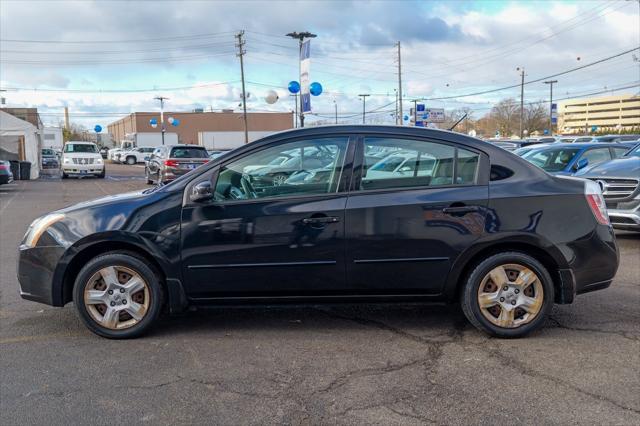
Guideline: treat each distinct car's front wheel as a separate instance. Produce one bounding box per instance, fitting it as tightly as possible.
[126,156,136,165]
[73,252,163,338]
[461,252,554,338]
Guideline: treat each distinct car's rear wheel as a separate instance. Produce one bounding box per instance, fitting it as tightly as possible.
[145,167,153,184]
[73,252,163,338]
[272,173,287,186]
[461,252,553,338]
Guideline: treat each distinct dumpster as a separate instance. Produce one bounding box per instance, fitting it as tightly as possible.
[19,161,31,180]
[9,161,20,180]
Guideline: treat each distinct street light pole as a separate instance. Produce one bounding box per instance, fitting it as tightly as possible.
[544,80,558,134]
[517,67,525,139]
[333,100,338,124]
[154,96,169,145]
[358,94,370,124]
[286,31,317,128]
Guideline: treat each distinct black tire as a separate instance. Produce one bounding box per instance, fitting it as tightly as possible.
[126,156,136,165]
[145,167,154,185]
[460,252,554,338]
[97,169,106,179]
[73,252,164,339]
[61,172,68,179]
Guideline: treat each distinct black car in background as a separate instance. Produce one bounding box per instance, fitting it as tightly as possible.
[145,144,209,185]
[17,126,618,339]
[0,160,14,184]
[41,148,59,169]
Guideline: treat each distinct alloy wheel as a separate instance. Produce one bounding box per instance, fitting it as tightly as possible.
[477,263,543,329]
[83,266,150,330]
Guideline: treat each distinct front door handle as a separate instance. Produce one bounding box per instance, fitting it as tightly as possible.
[442,205,479,215]
[302,216,340,224]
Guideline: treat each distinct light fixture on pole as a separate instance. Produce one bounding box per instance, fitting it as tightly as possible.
[286,31,317,128]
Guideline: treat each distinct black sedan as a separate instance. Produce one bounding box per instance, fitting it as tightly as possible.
[17,126,619,339]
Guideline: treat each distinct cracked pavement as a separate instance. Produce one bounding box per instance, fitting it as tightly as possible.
[1,164,639,425]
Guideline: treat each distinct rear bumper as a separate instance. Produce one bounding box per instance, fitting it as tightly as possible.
[0,174,13,184]
[556,225,619,303]
[17,245,66,306]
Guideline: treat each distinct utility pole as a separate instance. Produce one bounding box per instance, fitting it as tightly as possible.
[333,100,338,124]
[396,41,403,126]
[359,94,370,124]
[286,31,317,128]
[393,89,398,124]
[517,67,525,139]
[153,96,169,145]
[544,80,558,134]
[236,31,249,144]
[290,94,298,128]
[412,99,423,126]
[63,106,70,130]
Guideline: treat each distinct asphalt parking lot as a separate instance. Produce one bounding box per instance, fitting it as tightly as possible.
[1,163,638,425]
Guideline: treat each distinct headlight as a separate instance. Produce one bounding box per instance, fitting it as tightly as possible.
[63,158,71,164]
[22,213,65,248]
[96,158,103,164]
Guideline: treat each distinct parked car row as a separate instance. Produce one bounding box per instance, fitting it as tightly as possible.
[485,134,640,151]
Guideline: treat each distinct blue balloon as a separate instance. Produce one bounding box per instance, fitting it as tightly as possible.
[403,115,409,121]
[288,81,300,94]
[94,125,102,133]
[149,118,158,125]
[310,82,323,96]
[171,118,180,127]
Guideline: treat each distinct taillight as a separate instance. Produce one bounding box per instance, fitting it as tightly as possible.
[0,164,7,170]
[585,180,609,226]
[164,159,179,167]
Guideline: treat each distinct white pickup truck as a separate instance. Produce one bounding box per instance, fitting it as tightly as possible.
[115,146,155,164]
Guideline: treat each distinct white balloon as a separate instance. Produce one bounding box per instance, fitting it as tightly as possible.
[150,123,158,128]
[265,90,279,104]
[167,116,175,124]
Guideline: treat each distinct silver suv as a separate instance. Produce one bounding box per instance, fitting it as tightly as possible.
[576,143,640,231]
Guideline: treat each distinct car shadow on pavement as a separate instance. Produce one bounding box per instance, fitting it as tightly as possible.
[153,303,471,339]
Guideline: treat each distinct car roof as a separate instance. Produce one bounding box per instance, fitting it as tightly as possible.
[165,144,207,148]
[66,141,96,145]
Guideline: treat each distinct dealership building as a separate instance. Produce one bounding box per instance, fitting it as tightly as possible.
[557,94,640,134]
[107,111,293,149]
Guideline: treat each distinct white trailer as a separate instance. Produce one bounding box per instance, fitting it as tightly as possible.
[130,132,178,148]
[197,131,275,151]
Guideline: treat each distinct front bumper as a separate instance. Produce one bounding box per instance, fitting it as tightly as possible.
[62,163,104,175]
[608,207,640,231]
[17,245,66,306]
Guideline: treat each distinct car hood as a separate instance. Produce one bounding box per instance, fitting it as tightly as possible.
[575,157,640,178]
[58,190,149,214]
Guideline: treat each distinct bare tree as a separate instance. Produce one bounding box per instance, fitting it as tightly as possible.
[523,102,548,135]
[489,98,520,137]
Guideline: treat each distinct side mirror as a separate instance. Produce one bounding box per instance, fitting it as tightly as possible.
[575,158,589,171]
[190,181,213,202]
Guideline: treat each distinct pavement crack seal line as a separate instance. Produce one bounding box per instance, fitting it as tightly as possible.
[308,307,461,417]
[547,316,640,342]
[473,340,640,416]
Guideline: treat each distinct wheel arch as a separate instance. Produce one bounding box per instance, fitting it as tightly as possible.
[55,234,187,312]
[446,238,568,304]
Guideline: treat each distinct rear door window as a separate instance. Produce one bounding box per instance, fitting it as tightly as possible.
[581,148,612,166]
[359,137,479,190]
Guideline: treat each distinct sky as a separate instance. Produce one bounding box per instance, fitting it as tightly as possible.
[0,0,638,130]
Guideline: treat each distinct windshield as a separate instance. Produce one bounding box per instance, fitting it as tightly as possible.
[42,149,56,156]
[522,148,581,172]
[169,147,208,158]
[625,144,640,158]
[64,144,97,153]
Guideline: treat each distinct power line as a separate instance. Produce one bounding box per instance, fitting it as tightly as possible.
[0,31,236,44]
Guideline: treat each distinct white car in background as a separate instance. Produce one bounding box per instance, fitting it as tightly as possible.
[61,141,105,179]
[116,147,155,165]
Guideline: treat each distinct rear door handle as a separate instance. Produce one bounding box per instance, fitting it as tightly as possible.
[442,206,479,215]
[302,216,340,224]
